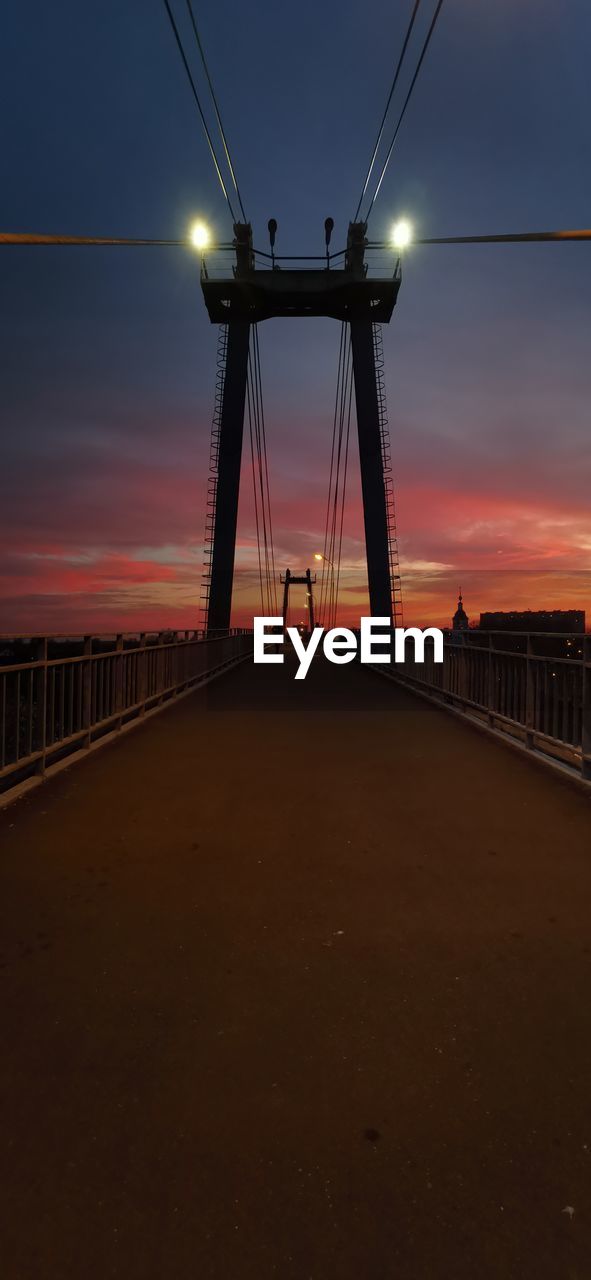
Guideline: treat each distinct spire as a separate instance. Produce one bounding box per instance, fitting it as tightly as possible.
[452,586,469,631]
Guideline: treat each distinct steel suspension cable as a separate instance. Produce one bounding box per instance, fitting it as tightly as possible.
[353,0,422,222]
[247,330,277,616]
[253,339,274,614]
[333,356,354,630]
[161,0,237,222]
[325,341,345,627]
[2,228,590,250]
[252,326,278,613]
[184,0,248,222]
[327,332,352,629]
[364,0,445,222]
[319,323,346,626]
[254,351,273,613]
[246,365,266,617]
[370,229,591,245]
[322,327,352,630]
[247,349,271,613]
[0,234,187,246]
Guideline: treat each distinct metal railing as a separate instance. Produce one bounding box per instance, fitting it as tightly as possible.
[0,629,252,802]
[387,630,591,781]
[199,245,401,281]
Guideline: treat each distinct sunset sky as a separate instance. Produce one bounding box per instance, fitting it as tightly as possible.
[1,0,590,633]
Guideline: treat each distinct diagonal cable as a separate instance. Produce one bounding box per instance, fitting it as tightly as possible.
[365,0,445,221]
[184,0,247,221]
[354,0,422,222]
[162,0,237,222]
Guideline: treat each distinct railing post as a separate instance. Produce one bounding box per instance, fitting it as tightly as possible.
[525,634,535,750]
[115,634,124,728]
[487,632,494,726]
[35,637,48,776]
[138,633,147,714]
[582,634,591,780]
[83,636,92,747]
[175,630,185,692]
[459,631,467,708]
[157,632,165,704]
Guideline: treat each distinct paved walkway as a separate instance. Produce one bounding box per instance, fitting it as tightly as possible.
[1,657,590,1278]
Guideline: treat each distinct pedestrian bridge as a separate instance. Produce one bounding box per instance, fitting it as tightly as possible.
[1,637,590,1277]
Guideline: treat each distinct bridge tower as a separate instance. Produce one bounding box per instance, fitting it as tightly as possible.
[280,568,316,633]
[201,222,402,633]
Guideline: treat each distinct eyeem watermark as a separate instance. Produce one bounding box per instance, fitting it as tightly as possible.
[254,617,444,680]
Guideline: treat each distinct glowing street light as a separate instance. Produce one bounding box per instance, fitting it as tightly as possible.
[391,219,413,250]
[189,220,211,251]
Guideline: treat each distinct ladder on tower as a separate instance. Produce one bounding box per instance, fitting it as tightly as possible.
[373,323,404,627]
[200,324,228,628]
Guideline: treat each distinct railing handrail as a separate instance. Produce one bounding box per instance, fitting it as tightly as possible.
[0,627,251,641]
[445,628,587,641]
[0,629,254,807]
[386,629,591,783]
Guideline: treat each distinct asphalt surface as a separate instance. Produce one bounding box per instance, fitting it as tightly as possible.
[1,655,590,1279]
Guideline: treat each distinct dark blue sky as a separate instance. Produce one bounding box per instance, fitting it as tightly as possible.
[1,0,590,629]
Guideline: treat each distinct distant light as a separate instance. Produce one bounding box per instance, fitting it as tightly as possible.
[190,221,210,251]
[314,553,323,562]
[391,219,413,250]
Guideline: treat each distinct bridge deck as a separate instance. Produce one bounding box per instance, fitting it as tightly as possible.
[1,657,590,1278]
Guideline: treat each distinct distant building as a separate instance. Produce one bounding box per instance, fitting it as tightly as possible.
[479,609,585,634]
[452,589,469,631]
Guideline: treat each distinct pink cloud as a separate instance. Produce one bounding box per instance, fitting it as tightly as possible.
[1,418,590,633]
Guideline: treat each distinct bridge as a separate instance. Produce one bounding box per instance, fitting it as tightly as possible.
[1,632,591,1277]
[3,0,591,1273]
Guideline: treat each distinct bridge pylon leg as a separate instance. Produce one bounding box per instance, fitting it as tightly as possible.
[282,569,291,628]
[306,567,315,632]
[349,319,393,624]
[206,321,251,634]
